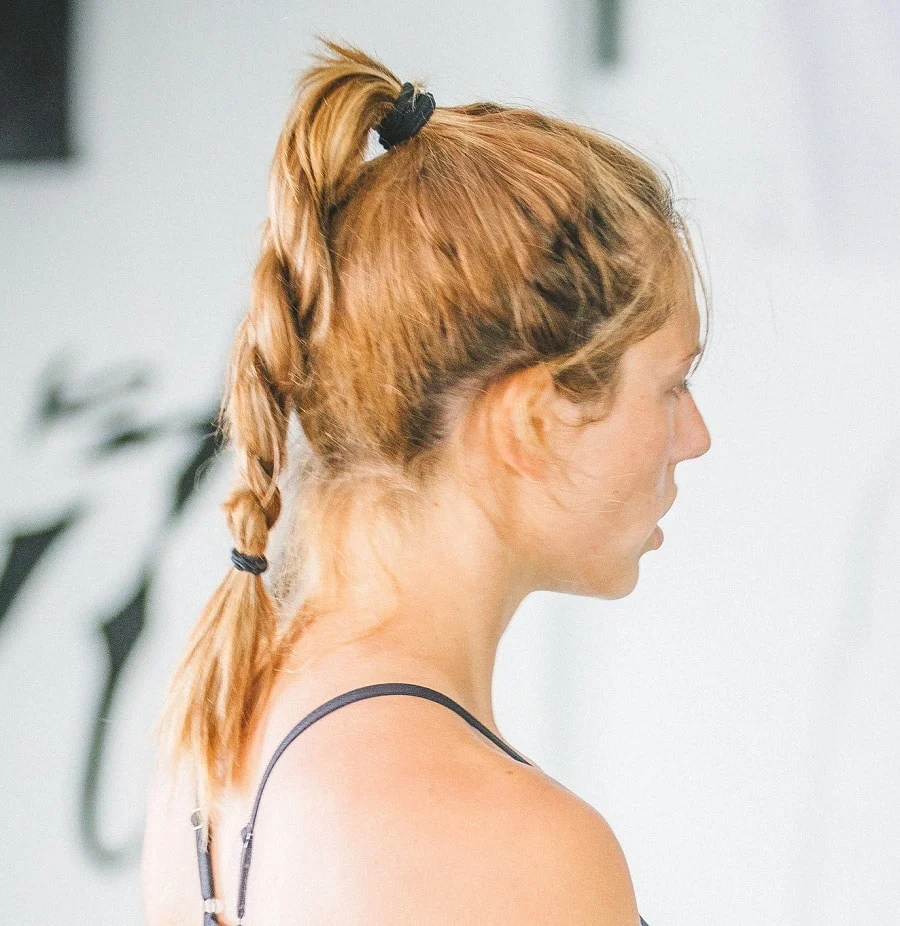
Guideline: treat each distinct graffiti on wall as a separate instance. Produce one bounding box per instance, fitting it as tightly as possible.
[0,351,224,866]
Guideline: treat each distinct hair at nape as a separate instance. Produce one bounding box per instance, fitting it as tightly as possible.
[155,36,710,833]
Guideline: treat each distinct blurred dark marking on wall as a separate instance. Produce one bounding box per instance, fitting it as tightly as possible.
[595,0,622,68]
[81,409,223,865]
[0,0,72,161]
[0,512,83,635]
[35,353,152,431]
[3,351,226,865]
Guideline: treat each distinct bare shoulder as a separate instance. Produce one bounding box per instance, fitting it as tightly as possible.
[251,705,641,925]
[503,770,642,925]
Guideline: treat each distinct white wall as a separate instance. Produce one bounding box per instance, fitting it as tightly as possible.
[1,1,897,924]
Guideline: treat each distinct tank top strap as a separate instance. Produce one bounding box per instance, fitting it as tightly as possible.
[191,681,533,925]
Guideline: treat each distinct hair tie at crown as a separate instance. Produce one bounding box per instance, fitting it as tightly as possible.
[376,81,435,150]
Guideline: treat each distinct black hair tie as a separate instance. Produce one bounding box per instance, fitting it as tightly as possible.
[231,548,268,575]
[376,81,436,150]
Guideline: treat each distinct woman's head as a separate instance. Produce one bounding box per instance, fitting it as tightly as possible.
[158,37,711,824]
[490,287,710,602]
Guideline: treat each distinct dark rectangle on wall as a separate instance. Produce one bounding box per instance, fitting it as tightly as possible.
[594,0,622,68]
[0,0,71,161]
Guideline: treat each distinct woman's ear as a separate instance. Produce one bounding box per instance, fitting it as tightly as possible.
[488,366,558,480]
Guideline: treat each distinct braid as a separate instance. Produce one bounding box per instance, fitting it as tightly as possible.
[155,218,311,833]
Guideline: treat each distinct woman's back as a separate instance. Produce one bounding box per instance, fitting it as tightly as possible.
[141,672,646,925]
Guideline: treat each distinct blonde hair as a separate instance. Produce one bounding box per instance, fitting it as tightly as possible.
[155,37,709,835]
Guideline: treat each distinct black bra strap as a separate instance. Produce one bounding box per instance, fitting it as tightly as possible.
[190,808,221,924]
[192,682,533,925]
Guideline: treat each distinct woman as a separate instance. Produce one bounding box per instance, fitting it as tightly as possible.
[141,38,710,925]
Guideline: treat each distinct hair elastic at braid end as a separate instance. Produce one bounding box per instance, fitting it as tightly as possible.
[230,548,268,575]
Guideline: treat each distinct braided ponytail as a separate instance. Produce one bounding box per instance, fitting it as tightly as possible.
[154,37,408,834]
